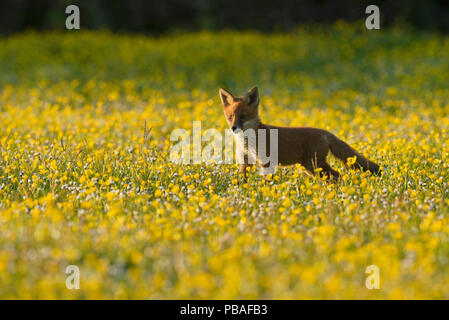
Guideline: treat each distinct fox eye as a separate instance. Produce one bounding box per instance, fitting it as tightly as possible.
[228,115,232,120]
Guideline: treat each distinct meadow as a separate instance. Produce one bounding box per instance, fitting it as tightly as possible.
[1,23,449,299]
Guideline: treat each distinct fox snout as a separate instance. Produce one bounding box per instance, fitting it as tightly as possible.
[231,123,243,133]
[226,114,243,132]
[227,113,246,133]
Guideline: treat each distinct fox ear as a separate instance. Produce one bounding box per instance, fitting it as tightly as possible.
[219,88,235,107]
[246,86,259,107]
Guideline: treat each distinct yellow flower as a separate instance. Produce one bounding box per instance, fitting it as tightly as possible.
[0,27,447,299]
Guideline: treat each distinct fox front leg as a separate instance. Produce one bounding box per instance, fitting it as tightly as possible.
[239,164,248,182]
[239,163,254,182]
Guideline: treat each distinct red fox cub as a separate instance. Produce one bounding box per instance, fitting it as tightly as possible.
[219,86,381,180]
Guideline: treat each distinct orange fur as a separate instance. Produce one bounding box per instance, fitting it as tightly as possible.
[219,86,381,180]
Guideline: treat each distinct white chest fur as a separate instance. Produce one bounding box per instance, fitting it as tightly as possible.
[233,130,258,165]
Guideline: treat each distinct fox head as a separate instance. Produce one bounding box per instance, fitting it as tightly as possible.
[219,86,260,133]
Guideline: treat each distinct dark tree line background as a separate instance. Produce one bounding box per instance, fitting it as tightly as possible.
[1,0,449,34]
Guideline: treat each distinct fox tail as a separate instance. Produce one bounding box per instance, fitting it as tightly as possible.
[328,133,381,175]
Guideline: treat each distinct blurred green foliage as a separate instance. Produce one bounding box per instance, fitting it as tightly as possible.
[1,24,448,98]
